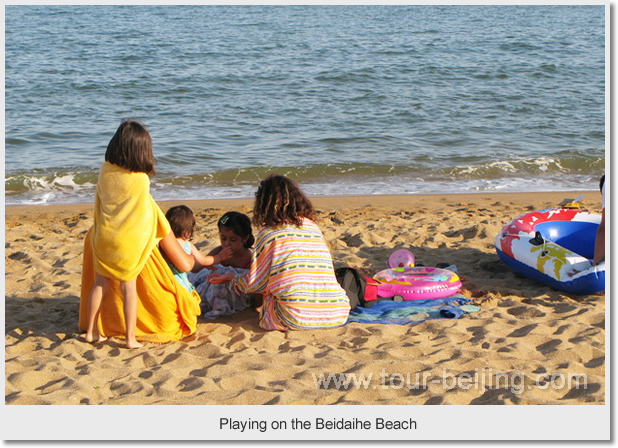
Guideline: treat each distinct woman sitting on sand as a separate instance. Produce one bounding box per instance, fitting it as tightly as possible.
[209,174,351,331]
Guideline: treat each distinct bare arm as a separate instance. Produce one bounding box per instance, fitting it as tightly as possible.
[191,243,233,268]
[159,232,195,273]
[208,272,236,284]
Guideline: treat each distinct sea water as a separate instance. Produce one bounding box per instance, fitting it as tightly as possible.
[5,5,606,205]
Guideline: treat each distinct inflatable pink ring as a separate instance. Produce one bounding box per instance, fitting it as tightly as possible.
[373,267,462,300]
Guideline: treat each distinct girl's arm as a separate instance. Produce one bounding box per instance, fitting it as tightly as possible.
[159,232,195,273]
[208,272,235,284]
[191,245,220,273]
[190,243,233,268]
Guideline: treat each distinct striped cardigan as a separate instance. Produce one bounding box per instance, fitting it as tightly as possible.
[233,218,350,331]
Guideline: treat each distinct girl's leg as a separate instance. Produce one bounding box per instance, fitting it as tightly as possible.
[85,273,109,343]
[120,279,143,348]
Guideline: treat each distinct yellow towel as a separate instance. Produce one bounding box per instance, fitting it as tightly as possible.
[80,228,202,342]
[92,162,170,282]
[80,162,201,342]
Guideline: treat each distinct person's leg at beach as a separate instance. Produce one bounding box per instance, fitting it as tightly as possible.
[593,208,605,265]
[85,273,109,343]
[120,278,143,349]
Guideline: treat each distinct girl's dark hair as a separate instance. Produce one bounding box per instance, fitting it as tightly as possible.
[252,174,315,228]
[165,205,196,240]
[600,174,605,191]
[105,119,156,174]
[218,211,255,248]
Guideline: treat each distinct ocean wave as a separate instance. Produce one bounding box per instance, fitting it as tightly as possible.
[5,155,604,205]
[445,154,604,178]
[6,171,98,195]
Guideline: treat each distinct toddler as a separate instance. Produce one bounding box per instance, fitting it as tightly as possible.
[165,205,232,292]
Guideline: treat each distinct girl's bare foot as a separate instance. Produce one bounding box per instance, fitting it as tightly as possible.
[125,340,144,349]
[84,333,96,343]
[83,332,107,343]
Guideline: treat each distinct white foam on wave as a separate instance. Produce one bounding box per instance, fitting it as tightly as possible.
[6,171,600,206]
[13,173,95,192]
[5,173,97,205]
[522,156,565,173]
[452,155,576,177]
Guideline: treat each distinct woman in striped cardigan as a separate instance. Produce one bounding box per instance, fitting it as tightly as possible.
[209,175,351,331]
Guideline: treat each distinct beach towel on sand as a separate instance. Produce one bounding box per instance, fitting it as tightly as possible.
[92,162,170,282]
[80,229,202,343]
[346,294,479,325]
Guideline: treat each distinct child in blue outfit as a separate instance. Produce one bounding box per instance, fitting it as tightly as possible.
[164,205,232,292]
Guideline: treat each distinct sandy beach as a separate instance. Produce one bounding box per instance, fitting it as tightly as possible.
[5,191,605,407]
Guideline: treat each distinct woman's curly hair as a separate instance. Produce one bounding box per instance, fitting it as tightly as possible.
[252,174,315,228]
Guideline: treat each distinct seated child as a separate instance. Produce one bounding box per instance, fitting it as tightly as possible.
[164,205,232,292]
[189,211,256,318]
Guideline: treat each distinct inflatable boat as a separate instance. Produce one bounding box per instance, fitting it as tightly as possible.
[495,208,605,295]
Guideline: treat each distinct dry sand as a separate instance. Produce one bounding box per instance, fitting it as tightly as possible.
[5,191,605,406]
